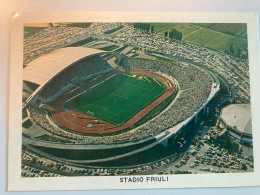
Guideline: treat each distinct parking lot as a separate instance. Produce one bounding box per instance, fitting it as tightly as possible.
[147,125,254,175]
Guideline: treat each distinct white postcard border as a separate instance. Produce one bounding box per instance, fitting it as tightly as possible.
[8,12,260,191]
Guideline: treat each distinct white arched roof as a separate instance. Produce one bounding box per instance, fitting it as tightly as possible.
[23,47,113,107]
[221,104,252,135]
[23,47,109,86]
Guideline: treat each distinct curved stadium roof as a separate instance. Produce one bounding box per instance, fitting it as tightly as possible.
[23,47,109,86]
[23,47,112,106]
[220,104,252,135]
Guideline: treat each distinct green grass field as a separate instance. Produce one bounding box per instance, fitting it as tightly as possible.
[152,23,248,54]
[208,23,247,37]
[66,37,94,47]
[100,45,120,51]
[22,119,33,128]
[35,134,73,143]
[24,27,47,39]
[183,27,247,53]
[55,23,92,28]
[104,25,124,34]
[65,74,167,126]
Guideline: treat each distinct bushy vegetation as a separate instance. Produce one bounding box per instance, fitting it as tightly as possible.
[210,132,239,154]
[165,28,183,41]
[133,23,155,33]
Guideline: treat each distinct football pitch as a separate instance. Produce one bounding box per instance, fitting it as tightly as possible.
[65,74,167,126]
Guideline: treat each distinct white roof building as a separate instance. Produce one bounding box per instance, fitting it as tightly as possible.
[220,104,252,145]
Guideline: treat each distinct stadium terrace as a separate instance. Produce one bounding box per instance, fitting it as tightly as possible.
[22,44,219,165]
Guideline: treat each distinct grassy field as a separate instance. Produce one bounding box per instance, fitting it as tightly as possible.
[22,109,28,119]
[66,37,94,47]
[24,27,47,39]
[155,57,182,67]
[65,74,166,125]
[22,119,33,128]
[192,23,214,28]
[100,45,120,51]
[183,27,247,53]
[153,23,178,34]
[134,93,175,127]
[209,23,247,37]
[35,134,73,143]
[155,23,201,38]
[151,23,248,54]
[104,25,124,34]
[90,42,107,47]
[55,23,92,28]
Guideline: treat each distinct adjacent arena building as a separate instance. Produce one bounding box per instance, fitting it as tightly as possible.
[22,47,220,166]
[220,104,252,146]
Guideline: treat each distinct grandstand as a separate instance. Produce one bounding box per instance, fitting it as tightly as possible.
[23,56,215,143]
[22,46,218,165]
[23,47,118,106]
[121,58,213,134]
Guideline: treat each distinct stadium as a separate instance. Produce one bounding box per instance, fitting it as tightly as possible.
[22,46,219,167]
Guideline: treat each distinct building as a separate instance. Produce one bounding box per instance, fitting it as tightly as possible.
[220,104,252,146]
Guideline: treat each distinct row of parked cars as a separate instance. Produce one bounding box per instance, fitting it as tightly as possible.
[21,165,60,177]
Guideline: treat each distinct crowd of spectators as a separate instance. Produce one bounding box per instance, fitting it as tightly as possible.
[29,107,80,142]
[121,58,212,135]
[39,56,113,103]
[113,24,250,101]
[28,57,212,144]
[29,105,149,143]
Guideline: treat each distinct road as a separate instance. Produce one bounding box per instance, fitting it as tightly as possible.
[211,50,249,83]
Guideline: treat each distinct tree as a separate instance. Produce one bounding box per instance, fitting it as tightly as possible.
[133,23,151,32]
[237,48,241,58]
[151,25,154,33]
[224,132,232,151]
[230,43,234,55]
[242,163,248,170]
[167,28,183,41]
[169,30,172,39]
[164,31,168,37]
